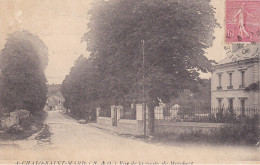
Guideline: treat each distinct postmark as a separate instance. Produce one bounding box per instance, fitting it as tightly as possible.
[226,0,260,43]
[224,42,259,62]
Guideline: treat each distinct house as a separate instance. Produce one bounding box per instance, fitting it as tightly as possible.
[211,43,259,115]
[45,92,65,111]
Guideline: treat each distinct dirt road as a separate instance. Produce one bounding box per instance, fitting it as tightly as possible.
[0,110,259,164]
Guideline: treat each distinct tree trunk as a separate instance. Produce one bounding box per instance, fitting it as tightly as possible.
[147,98,159,134]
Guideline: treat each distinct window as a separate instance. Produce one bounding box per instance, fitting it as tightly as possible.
[229,73,232,86]
[227,72,233,89]
[240,99,245,116]
[217,73,222,90]
[217,99,222,108]
[219,74,222,86]
[240,71,245,88]
[228,98,234,113]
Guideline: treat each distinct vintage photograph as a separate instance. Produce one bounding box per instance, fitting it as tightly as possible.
[0,0,259,164]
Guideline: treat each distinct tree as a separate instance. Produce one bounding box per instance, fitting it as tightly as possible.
[169,79,211,108]
[47,84,61,97]
[82,0,218,132]
[244,81,260,92]
[0,30,48,114]
[61,55,101,119]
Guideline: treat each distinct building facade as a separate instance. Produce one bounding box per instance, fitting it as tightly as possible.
[211,44,259,113]
[45,92,65,111]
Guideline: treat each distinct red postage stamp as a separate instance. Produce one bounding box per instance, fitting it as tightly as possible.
[226,0,260,43]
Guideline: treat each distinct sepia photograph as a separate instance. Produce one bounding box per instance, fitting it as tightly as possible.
[0,0,259,164]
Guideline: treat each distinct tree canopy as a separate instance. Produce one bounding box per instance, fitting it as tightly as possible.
[244,81,260,93]
[47,84,61,98]
[61,55,100,118]
[0,30,48,114]
[62,0,218,130]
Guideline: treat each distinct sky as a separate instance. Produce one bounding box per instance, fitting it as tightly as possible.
[0,0,226,84]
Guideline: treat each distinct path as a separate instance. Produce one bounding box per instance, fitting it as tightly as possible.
[0,110,259,164]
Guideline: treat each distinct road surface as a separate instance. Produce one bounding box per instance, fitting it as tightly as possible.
[0,110,259,164]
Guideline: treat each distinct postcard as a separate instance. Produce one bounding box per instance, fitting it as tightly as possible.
[0,0,259,164]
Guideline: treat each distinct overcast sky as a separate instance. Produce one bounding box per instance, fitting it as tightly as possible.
[0,0,226,84]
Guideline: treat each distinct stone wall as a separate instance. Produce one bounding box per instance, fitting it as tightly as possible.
[154,121,224,134]
[0,109,30,129]
[1,116,19,128]
[117,120,144,135]
[10,109,30,119]
[97,117,113,126]
[96,106,145,135]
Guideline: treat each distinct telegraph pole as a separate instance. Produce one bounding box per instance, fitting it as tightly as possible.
[142,39,146,136]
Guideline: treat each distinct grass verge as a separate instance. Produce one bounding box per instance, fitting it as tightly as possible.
[151,122,259,146]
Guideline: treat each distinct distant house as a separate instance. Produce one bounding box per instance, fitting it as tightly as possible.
[45,92,65,111]
[211,43,259,114]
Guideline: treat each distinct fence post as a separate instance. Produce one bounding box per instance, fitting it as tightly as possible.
[96,107,101,119]
[111,105,117,126]
[111,105,116,118]
[136,104,143,121]
[116,105,123,120]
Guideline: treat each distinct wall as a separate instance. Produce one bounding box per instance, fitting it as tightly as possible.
[154,121,224,134]
[1,109,30,129]
[96,117,144,135]
[117,120,144,135]
[97,117,113,126]
[1,116,19,128]
[211,59,259,108]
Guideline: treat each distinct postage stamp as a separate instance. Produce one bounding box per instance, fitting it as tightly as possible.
[226,0,260,43]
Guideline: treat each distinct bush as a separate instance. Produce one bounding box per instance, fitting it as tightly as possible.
[177,106,194,119]
[20,116,35,130]
[6,124,23,134]
[0,111,47,140]
[178,116,259,145]
[213,122,259,145]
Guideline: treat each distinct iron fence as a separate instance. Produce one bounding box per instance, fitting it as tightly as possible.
[121,107,136,120]
[99,109,111,117]
[154,106,260,123]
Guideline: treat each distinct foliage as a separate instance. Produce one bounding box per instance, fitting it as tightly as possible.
[169,79,211,109]
[176,106,195,118]
[47,84,61,97]
[19,111,47,131]
[35,124,52,141]
[212,123,259,145]
[61,55,100,119]
[178,116,259,145]
[63,0,218,129]
[244,81,260,92]
[0,30,48,114]
[0,111,47,140]
[160,106,259,124]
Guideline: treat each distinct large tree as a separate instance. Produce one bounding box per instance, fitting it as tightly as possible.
[82,0,218,132]
[61,55,101,119]
[0,30,48,114]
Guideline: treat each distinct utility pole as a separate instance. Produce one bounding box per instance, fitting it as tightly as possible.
[142,39,146,136]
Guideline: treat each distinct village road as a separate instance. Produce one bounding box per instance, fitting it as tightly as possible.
[0,110,259,164]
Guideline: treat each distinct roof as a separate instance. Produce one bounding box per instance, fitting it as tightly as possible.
[48,95,63,102]
[216,44,260,65]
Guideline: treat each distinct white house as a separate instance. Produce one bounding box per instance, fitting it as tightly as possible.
[211,43,259,115]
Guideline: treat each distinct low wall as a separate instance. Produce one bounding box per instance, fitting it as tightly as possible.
[1,116,19,128]
[97,117,113,126]
[154,121,224,134]
[96,117,144,135]
[117,119,143,135]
